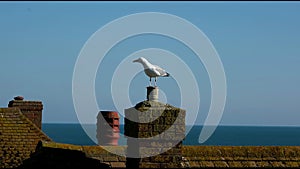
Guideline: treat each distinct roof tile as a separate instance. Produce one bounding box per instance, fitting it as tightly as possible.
[0,108,51,168]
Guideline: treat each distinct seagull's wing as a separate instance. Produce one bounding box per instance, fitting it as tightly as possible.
[144,68,158,77]
[153,65,168,76]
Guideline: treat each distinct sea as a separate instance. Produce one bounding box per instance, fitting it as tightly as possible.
[42,124,300,146]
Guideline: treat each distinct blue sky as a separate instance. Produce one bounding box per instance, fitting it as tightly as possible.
[0,2,300,126]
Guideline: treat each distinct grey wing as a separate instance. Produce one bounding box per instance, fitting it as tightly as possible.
[153,65,168,76]
[144,68,158,77]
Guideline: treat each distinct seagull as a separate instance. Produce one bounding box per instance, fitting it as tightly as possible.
[133,57,170,86]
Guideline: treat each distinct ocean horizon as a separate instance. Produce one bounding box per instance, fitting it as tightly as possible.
[42,123,300,146]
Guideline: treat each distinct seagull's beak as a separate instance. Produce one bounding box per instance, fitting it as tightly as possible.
[133,59,138,63]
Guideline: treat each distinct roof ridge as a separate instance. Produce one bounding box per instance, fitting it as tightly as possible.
[13,107,52,141]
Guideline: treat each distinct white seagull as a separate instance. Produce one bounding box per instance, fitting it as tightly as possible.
[133,57,170,86]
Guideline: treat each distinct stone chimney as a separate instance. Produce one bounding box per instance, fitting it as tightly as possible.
[8,96,43,129]
[125,87,186,168]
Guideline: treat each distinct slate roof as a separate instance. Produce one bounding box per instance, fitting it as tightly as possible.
[0,108,51,168]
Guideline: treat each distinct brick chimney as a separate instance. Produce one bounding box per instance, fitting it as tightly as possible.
[8,96,43,129]
[96,111,120,146]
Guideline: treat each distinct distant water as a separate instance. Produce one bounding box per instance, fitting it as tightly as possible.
[42,124,300,146]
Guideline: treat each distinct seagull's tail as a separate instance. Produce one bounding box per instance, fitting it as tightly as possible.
[163,72,170,77]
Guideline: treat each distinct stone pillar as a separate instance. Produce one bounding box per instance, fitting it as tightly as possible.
[8,96,43,129]
[96,111,120,146]
[125,90,186,168]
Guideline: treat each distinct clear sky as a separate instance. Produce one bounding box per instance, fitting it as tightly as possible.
[0,2,299,126]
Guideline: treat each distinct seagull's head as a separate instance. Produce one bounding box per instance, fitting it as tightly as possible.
[133,57,147,63]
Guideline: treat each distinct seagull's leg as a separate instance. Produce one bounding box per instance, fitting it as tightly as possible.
[154,77,157,87]
[149,77,152,86]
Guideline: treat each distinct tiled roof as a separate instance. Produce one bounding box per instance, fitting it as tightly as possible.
[0,108,51,168]
[21,141,126,168]
[23,141,300,168]
[182,146,300,168]
[8,100,43,129]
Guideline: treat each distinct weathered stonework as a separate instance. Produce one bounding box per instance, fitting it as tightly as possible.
[125,101,186,168]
